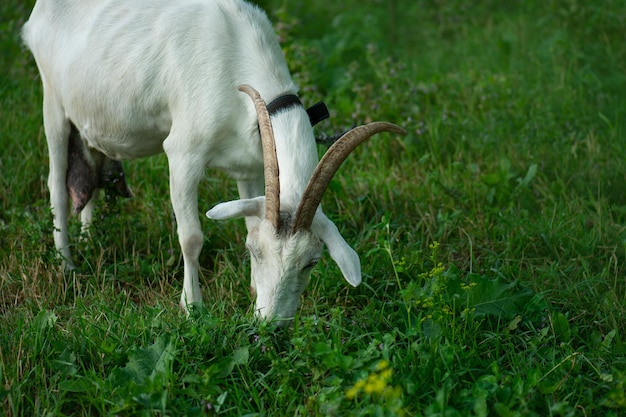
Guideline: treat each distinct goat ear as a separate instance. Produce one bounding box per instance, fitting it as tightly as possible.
[206,196,265,220]
[313,216,362,287]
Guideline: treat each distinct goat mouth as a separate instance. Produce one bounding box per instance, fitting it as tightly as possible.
[269,316,295,329]
[254,307,296,327]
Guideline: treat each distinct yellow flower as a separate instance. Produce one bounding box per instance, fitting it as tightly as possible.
[364,378,386,394]
[345,386,359,400]
[376,360,390,371]
[346,360,394,399]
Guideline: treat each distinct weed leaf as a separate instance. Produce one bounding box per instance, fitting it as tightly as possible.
[468,278,534,320]
[209,346,250,379]
[602,329,617,352]
[34,309,58,331]
[111,334,176,386]
[447,268,535,320]
[517,163,538,188]
[232,346,250,367]
[551,312,571,342]
[59,376,97,393]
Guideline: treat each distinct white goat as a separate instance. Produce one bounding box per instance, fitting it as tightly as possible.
[23,0,406,323]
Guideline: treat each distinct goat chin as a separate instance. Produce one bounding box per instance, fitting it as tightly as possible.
[22,0,406,322]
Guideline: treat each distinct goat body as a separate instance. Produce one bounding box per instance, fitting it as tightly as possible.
[23,0,405,322]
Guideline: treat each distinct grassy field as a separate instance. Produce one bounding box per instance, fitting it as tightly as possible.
[2,0,626,415]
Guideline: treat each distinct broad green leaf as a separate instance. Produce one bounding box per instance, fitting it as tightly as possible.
[602,329,617,352]
[34,309,57,332]
[447,271,535,320]
[51,349,78,376]
[518,163,538,187]
[59,377,97,393]
[111,334,176,386]
[232,346,250,367]
[551,312,571,342]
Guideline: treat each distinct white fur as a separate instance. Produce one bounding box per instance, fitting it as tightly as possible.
[23,0,361,322]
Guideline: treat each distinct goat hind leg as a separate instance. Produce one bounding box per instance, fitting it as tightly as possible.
[80,189,100,238]
[42,94,73,269]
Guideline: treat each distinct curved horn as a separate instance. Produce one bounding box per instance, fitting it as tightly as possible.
[292,122,407,233]
[238,84,280,229]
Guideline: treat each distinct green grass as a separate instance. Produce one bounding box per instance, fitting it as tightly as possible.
[2,0,626,415]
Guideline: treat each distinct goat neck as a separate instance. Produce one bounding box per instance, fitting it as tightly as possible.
[248,89,318,225]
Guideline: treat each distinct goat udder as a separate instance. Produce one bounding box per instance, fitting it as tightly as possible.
[67,125,97,214]
[99,158,133,200]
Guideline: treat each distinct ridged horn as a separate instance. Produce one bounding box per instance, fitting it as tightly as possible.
[238,84,280,229]
[292,122,407,233]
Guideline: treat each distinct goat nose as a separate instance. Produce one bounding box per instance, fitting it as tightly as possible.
[271,317,293,328]
[254,306,293,328]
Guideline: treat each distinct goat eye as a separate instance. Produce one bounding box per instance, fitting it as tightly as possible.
[246,244,260,261]
[304,258,320,270]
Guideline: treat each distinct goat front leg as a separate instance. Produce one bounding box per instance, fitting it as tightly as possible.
[165,144,206,312]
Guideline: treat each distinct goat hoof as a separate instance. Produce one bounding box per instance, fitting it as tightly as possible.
[62,259,76,273]
[180,301,204,317]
